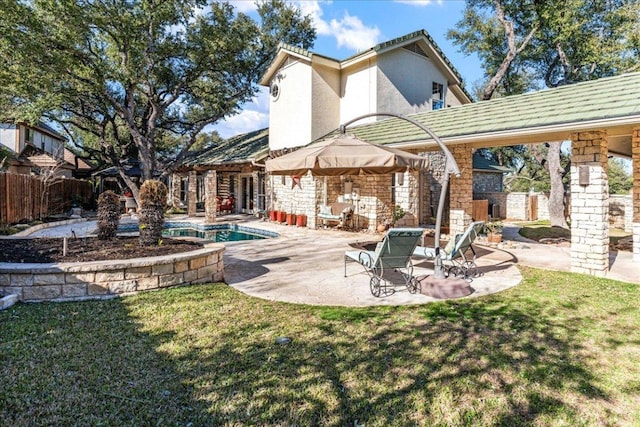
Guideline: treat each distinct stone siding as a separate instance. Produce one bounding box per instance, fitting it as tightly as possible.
[633,127,640,261]
[473,172,502,193]
[505,192,529,221]
[570,130,609,276]
[0,244,224,302]
[268,172,419,232]
[610,195,631,230]
[449,144,473,237]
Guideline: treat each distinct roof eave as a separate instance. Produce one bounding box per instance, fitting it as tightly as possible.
[390,115,640,151]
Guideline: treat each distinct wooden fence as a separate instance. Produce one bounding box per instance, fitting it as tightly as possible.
[0,172,93,225]
[472,199,489,222]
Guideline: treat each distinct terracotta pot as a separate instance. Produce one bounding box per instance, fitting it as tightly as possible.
[286,213,296,225]
[488,233,503,243]
[296,214,307,227]
[277,211,287,223]
[269,210,277,221]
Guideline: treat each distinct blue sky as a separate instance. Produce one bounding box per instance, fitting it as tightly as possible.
[213,0,484,138]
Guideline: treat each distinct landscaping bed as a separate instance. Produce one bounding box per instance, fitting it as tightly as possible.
[0,236,203,263]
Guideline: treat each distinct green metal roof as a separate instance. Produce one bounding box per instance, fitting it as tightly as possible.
[188,128,269,166]
[339,72,640,147]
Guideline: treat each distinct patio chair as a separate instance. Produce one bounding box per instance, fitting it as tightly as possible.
[344,227,423,297]
[412,221,485,281]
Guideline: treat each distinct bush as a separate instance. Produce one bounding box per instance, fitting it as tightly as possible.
[138,180,168,246]
[97,190,120,240]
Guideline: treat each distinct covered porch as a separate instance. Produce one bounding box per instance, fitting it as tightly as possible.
[336,73,640,277]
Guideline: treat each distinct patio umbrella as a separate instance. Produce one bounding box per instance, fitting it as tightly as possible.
[265,134,429,176]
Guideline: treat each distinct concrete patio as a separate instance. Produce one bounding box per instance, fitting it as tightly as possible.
[21,215,638,307]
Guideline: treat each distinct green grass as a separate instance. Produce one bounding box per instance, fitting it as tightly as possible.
[2,268,640,426]
[517,220,571,241]
[518,221,632,247]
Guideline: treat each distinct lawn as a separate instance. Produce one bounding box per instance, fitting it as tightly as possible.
[1,268,639,426]
[517,221,632,247]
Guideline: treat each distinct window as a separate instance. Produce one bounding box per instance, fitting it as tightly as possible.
[432,82,444,110]
[41,134,45,150]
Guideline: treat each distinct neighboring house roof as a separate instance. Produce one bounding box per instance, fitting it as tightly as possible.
[187,128,270,167]
[21,145,74,170]
[260,30,472,102]
[1,119,66,141]
[64,148,94,171]
[336,72,640,157]
[472,152,510,173]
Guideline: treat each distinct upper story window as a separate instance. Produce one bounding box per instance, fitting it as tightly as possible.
[432,82,444,110]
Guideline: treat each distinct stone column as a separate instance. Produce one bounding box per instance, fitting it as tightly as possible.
[449,144,473,237]
[187,170,197,217]
[570,130,609,276]
[170,173,182,208]
[204,170,217,224]
[632,127,640,262]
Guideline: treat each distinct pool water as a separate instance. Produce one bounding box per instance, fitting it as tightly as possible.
[162,227,266,242]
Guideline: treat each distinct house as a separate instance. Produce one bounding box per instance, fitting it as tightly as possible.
[171,128,270,218]
[261,29,472,151]
[260,30,474,229]
[0,121,75,177]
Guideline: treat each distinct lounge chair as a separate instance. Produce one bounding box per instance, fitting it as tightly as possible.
[344,227,423,297]
[412,221,485,281]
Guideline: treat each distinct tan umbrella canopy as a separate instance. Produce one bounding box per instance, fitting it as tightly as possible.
[265,134,429,176]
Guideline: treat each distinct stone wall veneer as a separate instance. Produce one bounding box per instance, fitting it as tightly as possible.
[632,127,640,261]
[0,244,224,302]
[449,144,473,237]
[570,130,609,275]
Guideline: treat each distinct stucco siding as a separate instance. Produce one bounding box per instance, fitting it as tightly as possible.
[445,89,465,107]
[340,60,377,125]
[311,63,341,141]
[268,60,313,150]
[376,49,448,115]
[0,125,17,152]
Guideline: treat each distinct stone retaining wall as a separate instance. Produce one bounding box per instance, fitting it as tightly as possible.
[0,243,224,302]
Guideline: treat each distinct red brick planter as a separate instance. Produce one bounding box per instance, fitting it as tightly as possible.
[286,213,296,226]
[277,211,287,223]
[269,210,278,221]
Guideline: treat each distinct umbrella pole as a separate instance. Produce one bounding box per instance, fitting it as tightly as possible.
[433,166,450,279]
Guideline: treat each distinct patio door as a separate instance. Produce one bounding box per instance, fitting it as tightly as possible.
[240,175,254,214]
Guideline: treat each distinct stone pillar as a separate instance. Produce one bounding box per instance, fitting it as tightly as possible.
[632,127,640,262]
[204,171,217,224]
[170,173,182,208]
[187,170,197,217]
[449,144,473,237]
[570,130,609,276]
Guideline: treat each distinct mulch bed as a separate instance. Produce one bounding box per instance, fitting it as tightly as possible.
[0,236,204,263]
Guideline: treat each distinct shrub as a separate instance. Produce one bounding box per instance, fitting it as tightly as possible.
[97,190,120,240]
[138,180,168,246]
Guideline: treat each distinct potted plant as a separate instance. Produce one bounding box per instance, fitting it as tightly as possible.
[485,221,504,243]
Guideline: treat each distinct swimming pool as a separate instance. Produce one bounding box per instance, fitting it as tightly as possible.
[118,221,278,242]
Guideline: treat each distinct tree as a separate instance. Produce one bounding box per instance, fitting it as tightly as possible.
[608,158,633,195]
[449,0,640,228]
[0,0,315,200]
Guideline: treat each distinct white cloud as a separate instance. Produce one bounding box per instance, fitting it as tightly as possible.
[211,88,270,139]
[329,12,380,51]
[226,0,258,14]
[394,0,441,6]
[294,1,380,51]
